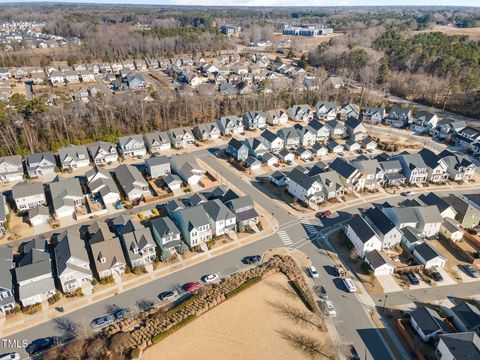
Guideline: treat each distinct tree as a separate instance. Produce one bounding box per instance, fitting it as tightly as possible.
[377,57,390,84]
[160,248,172,262]
[277,328,336,359]
[176,242,189,255]
[274,56,283,64]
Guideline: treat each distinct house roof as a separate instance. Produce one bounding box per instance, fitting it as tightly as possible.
[26,151,55,167]
[114,164,148,196]
[49,177,83,212]
[329,158,357,179]
[442,217,462,233]
[277,126,300,140]
[203,199,236,222]
[58,144,89,165]
[90,237,126,273]
[151,216,181,238]
[364,207,397,236]
[184,193,208,207]
[347,214,377,243]
[414,242,443,262]
[365,249,394,269]
[452,302,480,331]
[438,332,480,360]
[145,156,170,167]
[227,138,247,151]
[122,225,156,261]
[12,181,44,199]
[87,141,117,158]
[443,194,471,217]
[174,205,210,230]
[419,192,453,214]
[410,306,449,336]
[261,129,279,143]
[345,117,363,129]
[0,247,13,295]
[418,149,442,170]
[54,229,91,277]
[28,205,50,220]
[15,239,52,282]
[118,134,145,148]
[270,170,286,181]
[401,226,422,245]
[143,131,170,147]
[287,168,317,190]
[352,159,382,176]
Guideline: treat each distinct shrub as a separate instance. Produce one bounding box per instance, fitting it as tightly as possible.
[289,280,317,313]
[151,315,196,344]
[225,277,262,299]
[160,248,172,262]
[132,265,146,275]
[99,276,115,285]
[48,292,61,305]
[206,239,215,250]
[22,303,42,315]
[176,242,189,255]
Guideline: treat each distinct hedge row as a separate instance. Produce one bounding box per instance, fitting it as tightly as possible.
[289,280,316,313]
[165,293,199,317]
[151,315,196,344]
[225,276,262,299]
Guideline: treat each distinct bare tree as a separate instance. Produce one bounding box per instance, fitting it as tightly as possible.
[277,328,337,360]
[268,301,324,329]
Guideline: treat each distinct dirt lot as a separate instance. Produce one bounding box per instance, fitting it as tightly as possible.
[272,32,342,52]
[144,273,334,360]
[417,25,480,40]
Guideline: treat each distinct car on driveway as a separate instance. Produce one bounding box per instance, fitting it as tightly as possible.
[431,271,444,282]
[321,300,337,317]
[242,255,261,264]
[404,272,420,285]
[463,265,479,278]
[319,210,332,219]
[159,290,179,301]
[319,285,328,300]
[113,308,130,319]
[0,353,20,360]
[203,273,220,283]
[308,266,319,278]
[91,315,114,328]
[26,337,58,355]
[185,281,202,292]
[342,278,357,293]
[401,191,414,196]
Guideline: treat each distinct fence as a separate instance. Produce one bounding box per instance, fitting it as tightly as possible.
[394,264,424,274]
[444,237,480,266]
[396,318,426,360]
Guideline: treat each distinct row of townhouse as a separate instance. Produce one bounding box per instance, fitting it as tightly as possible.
[0,185,259,309]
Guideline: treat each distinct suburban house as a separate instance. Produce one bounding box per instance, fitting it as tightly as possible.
[410,306,448,342]
[203,199,237,236]
[392,153,429,184]
[352,159,385,190]
[436,332,480,360]
[244,137,268,157]
[89,235,126,280]
[172,205,212,247]
[450,301,480,333]
[119,221,157,268]
[312,170,344,200]
[266,109,288,125]
[117,135,147,158]
[443,194,480,229]
[329,158,365,192]
[114,164,150,202]
[345,139,361,152]
[277,127,301,148]
[278,148,295,164]
[87,141,118,165]
[439,217,463,242]
[170,154,205,186]
[401,226,424,251]
[316,102,337,121]
[49,177,84,219]
[28,206,50,227]
[0,155,23,183]
[143,131,171,154]
[325,120,347,139]
[25,152,56,178]
[58,144,90,171]
[145,156,170,179]
[340,103,360,120]
[0,247,15,314]
[413,242,446,269]
[345,117,368,141]
[362,107,385,125]
[364,250,395,276]
[216,116,244,136]
[224,195,259,226]
[386,106,412,128]
[226,138,249,161]
[438,150,476,182]
[380,160,406,186]
[294,125,316,146]
[288,104,313,122]
[411,112,439,134]
[64,70,80,83]
[168,128,195,148]
[54,230,93,293]
[383,205,442,238]
[295,146,312,161]
[327,141,344,154]
[192,122,221,141]
[311,143,328,157]
[418,149,449,183]
[261,152,279,167]
[243,110,267,130]
[362,137,377,152]
[86,167,120,206]
[164,175,183,192]
[150,217,182,251]
[12,181,46,212]
[260,130,284,152]
[286,168,324,205]
[418,192,457,219]
[270,170,287,187]
[184,193,207,207]
[344,214,382,258]
[14,238,56,306]
[364,207,402,249]
[308,119,330,142]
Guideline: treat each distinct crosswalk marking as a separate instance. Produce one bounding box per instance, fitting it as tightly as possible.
[302,220,317,237]
[277,230,293,246]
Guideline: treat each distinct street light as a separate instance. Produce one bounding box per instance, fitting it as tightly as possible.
[382,294,388,313]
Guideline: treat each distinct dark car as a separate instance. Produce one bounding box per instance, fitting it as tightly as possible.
[113,308,130,319]
[463,265,479,278]
[26,337,58,355]
[242,255,261,264]
[407,258,418,266]
[431,271,444,282]
[91,315,114,328]
[319,285,328,300]
[404,272,420,285]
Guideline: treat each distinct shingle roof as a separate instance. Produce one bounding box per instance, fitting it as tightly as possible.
[419,193,452,213]
[329,158,357,179]
[438,332,480,360]
[364,207,396,236]
[203,199,236,222]
[347,214,377,243]
[174,205,210,231]
[414,242,442,262]
[451,302,480,331]
[54,229,91,277]
[287,168,317,190]
[410,306,448,336]
[12,181,44,199]
[365,249,394,269]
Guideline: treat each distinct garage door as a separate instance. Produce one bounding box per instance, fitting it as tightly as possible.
[374,266,394,276]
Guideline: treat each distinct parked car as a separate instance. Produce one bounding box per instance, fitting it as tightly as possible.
[26,337,58,355]
[185,281,202,292]
[0,353,20,360]
[334,264,346,277]
[159,290,179,301]
[113,308,130,319]
[404,272,420,285]
[401,191,414,196]
[322,300,337,317]
[407,258,418,266]
[242,255,261,264]
[308,265,319,278]
[203,273,220,283]
[319,210,332,219]
[319,285,328,300]
[91,315,114,328]
[342,278,357,293]
[430,271,444,282]
[463,265,479,278]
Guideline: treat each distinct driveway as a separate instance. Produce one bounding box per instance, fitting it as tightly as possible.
[376,275,403,293]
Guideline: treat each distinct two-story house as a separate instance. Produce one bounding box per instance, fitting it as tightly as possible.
[243,110,267,130]
[224,195,259,227]
[216,116,244,136]
[12,181,46,212]
[325,120,347,139]
[316,102,338,121]
[362,107,385,125]
[345,117,368,142]
[364,207,402,249]
[118,135,146,158]
[150,217,182,251]
[145,156,171,179]
[351,159,385,190]
[307,119,330,142]
[0,247,15,314]
[340,103,360,121]
[244,137,269,157]
[168,128,195,148]
[266,109,288,125]
[294,125,316,147]
[86,167,121,206]
[385,106,412,128]
[443,194,480,229]
[288,104,313,122]
[392,153,429,184]
[344,214,382,258]
[89,234,126,280]
[172,205,212,247]
[114,164,149,202]
[87,141,118,165]
[417,149,449,183]
[329,157,366,192]
[438,150,476,182]
[203,199,237,236]
[312,170,345,200]
[260,130,284,152]
[192,122,221,141]
[277,127,301,149]
[58,144,90,171]
[49,177,84,219]
[411,111,439,134]
[380,159,406,186]
[226,138,249,161]
[25,152,56,178]
[170,154,205,186]
[0,155,23,183]
[286,168,324,205]
[119,220,157,268]
[143,131,171,154]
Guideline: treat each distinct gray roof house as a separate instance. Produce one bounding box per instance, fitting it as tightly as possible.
[392,153,429,184]
[307,119,330,142]
[325,120,347,139]
[203,199,237,236]
[436,332,480,360]
[145,156,170,179]
[14,238,56,306]
[288,104,313,122]
[345,117,368,141]
[351,159,385,190]
[329,157,365,192]
[12,181,46,212]
[54,230,92,293]
[344,214,382,258]
[260,129,284,152]
[438,149,476,182]
[192,122,221,141]
[86,167,121,206]
[364,207,402,249]
[172,205,212,247]
[58,144,90,171]
[49,177,84,219]
[0,155,23,183]
[170,154,205,185]
[418,149,449,183]
[294,124,316,147]
[216,116,244,136]
[87,141,118,165]
[266,109,288,125]
[25,151,56,178]
[119,221,156,268]
[0,247,15,314]
[117,134,147,158]
[362,107,385,125]
[340,103,360,120]
[312,170,345,200]
[380,159,406,186]
[443,194,480,229]
[410,306,449,342]
[114,164,149,202]
[89,235,126,280]
[143,131,171,154]
[413,242,446,269]
[244,137,268,157]
[450,302,480,333]
[168,127,195,148]
[243,110,267,130]
[226,138,249,161]
[316,101,337,121]
[277,127,301,148]
[150,217,182,251]
[224,195,259,226]
[386,106,412,128]
[286,168,324,205]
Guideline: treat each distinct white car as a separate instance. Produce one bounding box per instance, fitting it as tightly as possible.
[203,273,220,283]
[322,300,337,317]
[402,191,414,196]
[0,353,20,360]
[342,278,357,293]
[308,266,319,278]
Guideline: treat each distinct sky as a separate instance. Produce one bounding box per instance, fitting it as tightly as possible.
[3,0,480,7]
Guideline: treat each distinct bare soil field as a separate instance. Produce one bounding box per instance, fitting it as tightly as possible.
[417,26,480,40]
[273,32,342,51]
[144,272,334,360]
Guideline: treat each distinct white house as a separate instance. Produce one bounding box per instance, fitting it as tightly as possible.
[12,181,46,212]
[172,205,212,247]
[410,307,448,342]
[203,199,236,236]
[413,242,446,269]
[118,135,146,158]
[58,144,90,171]
[286,168,324,205]
[364,250,395,276]
[260,130,284,152]
[345,215,382,258]
[0,155,23,183]
[436,333,480,360]
[87,141,118,165]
